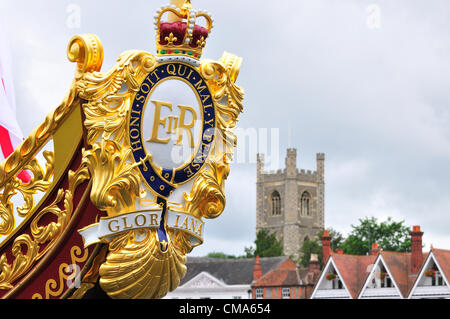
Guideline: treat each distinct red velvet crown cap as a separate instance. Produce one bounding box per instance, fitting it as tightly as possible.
[160,21,209,48]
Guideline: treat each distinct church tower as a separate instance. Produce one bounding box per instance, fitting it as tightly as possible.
[256,149,325,260]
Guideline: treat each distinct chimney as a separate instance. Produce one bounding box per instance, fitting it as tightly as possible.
[309,254,321,282]
[410,226,424,274]
[321,230,332,266]
[336,248,344,255]
[253,256,262,282]
[309,254,321,272]
[370,243,381,256]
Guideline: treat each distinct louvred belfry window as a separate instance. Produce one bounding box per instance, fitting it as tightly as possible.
[301,192,311,216]
[271,191,281,216]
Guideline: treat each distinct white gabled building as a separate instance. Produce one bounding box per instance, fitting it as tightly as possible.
[310,255,354,299]
[165,257,287,299]
[311,226,450,299]
[409,248,450,299]
[166,271,251,299]
[358,252,405,299]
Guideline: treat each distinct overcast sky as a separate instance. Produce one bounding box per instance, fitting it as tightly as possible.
[1,0,450,256]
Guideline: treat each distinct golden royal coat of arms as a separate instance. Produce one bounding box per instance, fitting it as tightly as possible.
[0,0,244,299]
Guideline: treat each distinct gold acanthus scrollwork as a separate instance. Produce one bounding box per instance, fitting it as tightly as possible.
[77,51,156,145]
[67,34,104,79]
[0,35,102,189]
[30,189,71,247]
[0,151,54,237]
[32,245,89,299]
[0,235,39,290]
[0,164,90,291]
[184,160,228,220]
[0,34,104,240]
[0,101,73,190]
[75,50,158,217]
[82,140,147,216]
[0,33,104,295]
[183,53,244,220]
[30,165,90,254]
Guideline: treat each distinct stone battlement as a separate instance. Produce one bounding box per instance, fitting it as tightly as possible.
[262,169,284,175]
[299,169,318,182]
[300,169,315,175]
[260,168,319,182]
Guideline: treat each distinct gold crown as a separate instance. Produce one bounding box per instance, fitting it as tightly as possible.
[154,0,214,60]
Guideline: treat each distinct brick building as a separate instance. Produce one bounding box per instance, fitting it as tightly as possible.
[251,255,321,299]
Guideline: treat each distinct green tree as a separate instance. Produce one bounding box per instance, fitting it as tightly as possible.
[206,252,237,259]
[341,217,411,255]
[299,239,322,267]
[298,228,344,267]
[246,229,284,258]
[244,246,255,258]
[328,228,345,252]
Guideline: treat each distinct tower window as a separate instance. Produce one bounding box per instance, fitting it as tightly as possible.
[301,192,312,216]
[271,191,281,216]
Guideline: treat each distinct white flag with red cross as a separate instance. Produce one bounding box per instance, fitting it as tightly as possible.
[0,22,30,183]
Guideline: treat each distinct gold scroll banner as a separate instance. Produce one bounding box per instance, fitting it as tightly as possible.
[78,210,204,248]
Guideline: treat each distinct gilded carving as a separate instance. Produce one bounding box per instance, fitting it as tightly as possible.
[0,235,39,290]
[0,164,89,291]
[0,151,54,237]
[72,1,244,299]
[0,33,103,242]
[99,229,187,299]
[78,51,156,145]
[0,1,244,299]
[82,141,147,216]
[32,245,89,299]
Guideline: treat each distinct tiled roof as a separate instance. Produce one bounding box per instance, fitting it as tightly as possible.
[432,248,450,282]
[181,257,287,286]
[253,259,301,287]
[330,253,377,298]
[380,251,410,297]
[322,251,430,298]
[380,251,429,297]
[298,268,320,285]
